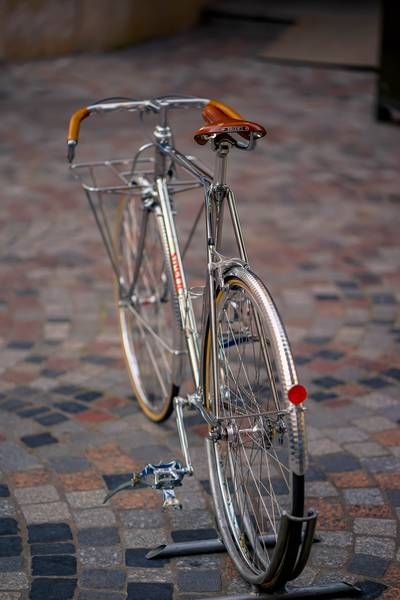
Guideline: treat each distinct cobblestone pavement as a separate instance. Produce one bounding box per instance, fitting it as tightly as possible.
[0,17,399,600]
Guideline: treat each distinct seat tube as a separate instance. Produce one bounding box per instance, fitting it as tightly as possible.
[205,184,224,418]
[205,142,231,416]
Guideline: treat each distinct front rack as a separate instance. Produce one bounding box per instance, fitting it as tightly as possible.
[70,156,157,281]
[70,143,205,286]
[70,155,155,194]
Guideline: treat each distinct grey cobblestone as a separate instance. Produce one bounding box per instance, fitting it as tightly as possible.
[79,546,124,567]
[66,490,106,509]
[323,427,368,444]
[354,392,398,410]
[14,485,59,505]
[343,442,388,457]
[49,456,92,473]
[80,568,126,590]
[308,438,342,456]
[343,488,384,506]
[310,545,349,568]
[0,572,29,590]
[119,510,165,530]
[353,518,397,537]
[177,569,221,593]
[360,456,400,472]
[169,509,214,530]
[74,508,116,529]
[20,502,71,523]
[77,527,120,547]
[319,532,353,547]
[0,501,17,518]
[355,416,395,432]
[354,536,396,559]
[122,529,169,549]
[176,554,223,570]
[306,481,338,497]
[0,442,40,471]
[126,567,174,583]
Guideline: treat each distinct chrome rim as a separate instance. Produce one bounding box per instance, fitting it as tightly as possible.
[118,198,175,415]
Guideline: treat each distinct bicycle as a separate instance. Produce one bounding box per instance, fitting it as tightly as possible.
[66,96,315,591]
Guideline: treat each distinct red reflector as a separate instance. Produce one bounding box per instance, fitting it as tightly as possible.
[288,384,307,405]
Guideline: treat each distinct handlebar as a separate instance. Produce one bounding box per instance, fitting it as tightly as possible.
[66,96,209,162]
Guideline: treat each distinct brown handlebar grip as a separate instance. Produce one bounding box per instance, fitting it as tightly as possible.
[67,107,90,143]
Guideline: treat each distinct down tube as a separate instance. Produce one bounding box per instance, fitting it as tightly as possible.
[155,177,201,390]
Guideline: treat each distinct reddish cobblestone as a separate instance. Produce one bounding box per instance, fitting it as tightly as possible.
[373,429,400,446]
[111,488,160,510]
[86,443,140,473]
[307,359,339,374]
[74,410,115,424]
[59,470,105,491]
[86,443,123,462]
[306,499,347,530]
[335,383,367,397]
[10,470,51,487]
[330,471,373,488]
[2,370,38,384]
[381,587,400,600]
[45,358,81,371]
[94,396,130,410]
[375,473,400,489]
[383,562,400,585]
[348,505,393,518]
[12,322,42,338]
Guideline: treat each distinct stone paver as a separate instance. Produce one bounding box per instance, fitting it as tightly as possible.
[0,10,399,600]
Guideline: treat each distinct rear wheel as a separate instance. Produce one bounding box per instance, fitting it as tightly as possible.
[116,195,181,422]
[204,267,306,586]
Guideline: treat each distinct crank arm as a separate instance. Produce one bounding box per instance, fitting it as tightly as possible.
[103,474,141,503]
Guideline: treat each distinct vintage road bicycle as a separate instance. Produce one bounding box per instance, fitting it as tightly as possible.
[66,96,317,592]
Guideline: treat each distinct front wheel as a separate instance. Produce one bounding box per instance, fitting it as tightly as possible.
[204,267,306,586]
[116,196,182,422]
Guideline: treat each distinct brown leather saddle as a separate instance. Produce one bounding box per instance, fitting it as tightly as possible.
[194,99,266,147]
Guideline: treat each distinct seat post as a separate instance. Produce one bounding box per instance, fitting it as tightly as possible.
[213,141,230,186]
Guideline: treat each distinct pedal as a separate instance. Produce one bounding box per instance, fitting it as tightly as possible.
[162,488,182,510]
[103,459,187,510]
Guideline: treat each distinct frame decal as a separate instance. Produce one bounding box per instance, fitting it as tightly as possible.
[171,252,184,292]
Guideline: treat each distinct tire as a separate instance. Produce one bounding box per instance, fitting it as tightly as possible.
[204,266,306,586]
[116,195,182,422]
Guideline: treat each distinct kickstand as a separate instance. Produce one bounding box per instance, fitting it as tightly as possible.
[183,581,362,600]
[146,536,363,599]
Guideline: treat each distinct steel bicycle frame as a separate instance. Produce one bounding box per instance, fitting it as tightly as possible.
[71,96,284,476]
[134,108,262,475]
